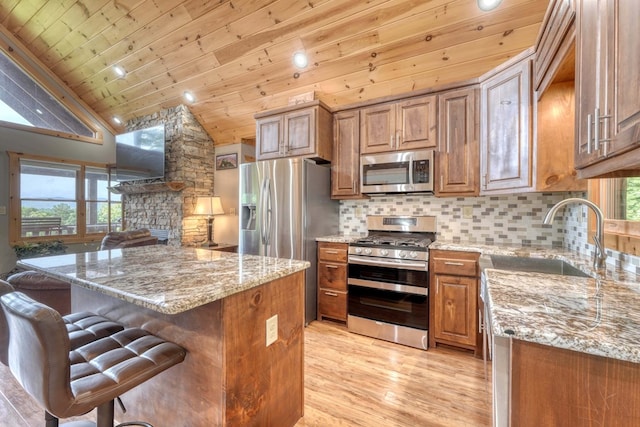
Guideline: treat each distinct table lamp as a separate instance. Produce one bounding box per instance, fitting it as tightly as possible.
[194,196,225,247]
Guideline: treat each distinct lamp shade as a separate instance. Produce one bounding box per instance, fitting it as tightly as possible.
[194,196,224,216]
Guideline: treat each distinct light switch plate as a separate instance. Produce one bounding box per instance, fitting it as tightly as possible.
[0,206,5,215]
[266,314,278,347]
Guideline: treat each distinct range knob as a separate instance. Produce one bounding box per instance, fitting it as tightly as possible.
[380,249,389,256]
[355,247,362,254]
[364,248,372,255]
[409,251,418,259]
[398,251,407,258]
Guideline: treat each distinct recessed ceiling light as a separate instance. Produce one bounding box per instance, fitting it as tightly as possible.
[35,108,43,115]
[184,91,195,103]
[292,52,308,69]
[477,0,502,11]
[113,116,122,125]
[113,65,126,78]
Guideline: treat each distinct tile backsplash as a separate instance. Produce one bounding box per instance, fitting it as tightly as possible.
[340,192,580,247]
[339,191,640,274]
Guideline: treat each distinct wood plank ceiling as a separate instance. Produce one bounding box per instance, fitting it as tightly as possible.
[0,0,550,145]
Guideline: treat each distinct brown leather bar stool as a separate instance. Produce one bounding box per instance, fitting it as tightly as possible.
[1,291,186,427]
[7,270,71,315]
[0,280,125,367]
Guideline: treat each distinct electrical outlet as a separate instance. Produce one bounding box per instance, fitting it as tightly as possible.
[463,206,473,219]
[266,314,278,347]
[229,207,236,215]
[355,206,362,217]
[0,206,5,215]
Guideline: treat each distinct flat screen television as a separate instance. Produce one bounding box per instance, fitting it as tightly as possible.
[115,124,165,181]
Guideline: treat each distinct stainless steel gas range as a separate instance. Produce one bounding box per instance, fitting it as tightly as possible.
[347,215,436,350]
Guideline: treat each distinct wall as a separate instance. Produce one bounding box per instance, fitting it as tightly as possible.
[213,143,255,246]
[122,105,215,246]
[0,126,116,274]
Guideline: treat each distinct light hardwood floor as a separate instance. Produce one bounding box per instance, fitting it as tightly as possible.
[0,321,491,426]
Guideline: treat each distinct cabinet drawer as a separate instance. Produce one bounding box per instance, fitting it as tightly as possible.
[431,250,479,276]
[318,289,347,321]
[318,242,348,262]
[318,261,347,291]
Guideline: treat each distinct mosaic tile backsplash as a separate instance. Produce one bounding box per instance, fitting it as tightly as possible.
[339,191,640,274]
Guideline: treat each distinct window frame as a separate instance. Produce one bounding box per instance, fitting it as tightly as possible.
[0,34,105,144]
[8,151,120,245]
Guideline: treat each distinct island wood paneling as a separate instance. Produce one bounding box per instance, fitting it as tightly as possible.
[69,271,304,427]
[0,0,550,144]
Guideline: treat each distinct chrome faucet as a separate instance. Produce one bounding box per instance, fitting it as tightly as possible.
[543,198,607,270]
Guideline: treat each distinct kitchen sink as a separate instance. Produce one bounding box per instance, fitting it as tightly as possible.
[487,255,591,278]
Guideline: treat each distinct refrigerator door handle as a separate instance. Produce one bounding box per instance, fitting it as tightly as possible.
[260,179,268,245]
[264,178,272,246]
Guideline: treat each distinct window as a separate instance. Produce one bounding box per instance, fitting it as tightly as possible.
[9,153,121,244]
[0,48,101,142]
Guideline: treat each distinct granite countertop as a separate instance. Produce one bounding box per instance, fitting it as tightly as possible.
[432,240,640,364]
[17,245,310,315]
[316,233,366,244]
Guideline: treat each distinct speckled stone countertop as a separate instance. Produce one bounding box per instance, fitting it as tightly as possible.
[315,233,365,243]
[432,240,640,364]
[17,245,310,315]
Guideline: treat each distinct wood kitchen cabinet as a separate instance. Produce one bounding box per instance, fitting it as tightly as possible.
[436,86,479,196]
[360,95,437,155]
[317,242,348,322]
[480,52,533,194]
[255,100,332,162]
[430,250,481,357]
[331,110,366,199]
[574,0,640,178]
[534,0,576,96]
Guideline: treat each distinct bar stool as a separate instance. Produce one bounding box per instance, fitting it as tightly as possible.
[1,291,186,427]
[0,280,125,366]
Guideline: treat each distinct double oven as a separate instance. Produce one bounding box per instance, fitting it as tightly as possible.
[347,215,436,350]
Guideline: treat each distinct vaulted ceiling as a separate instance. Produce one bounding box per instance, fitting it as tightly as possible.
[0,0,550,145]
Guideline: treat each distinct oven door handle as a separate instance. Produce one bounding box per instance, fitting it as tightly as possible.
[348,278,428,296]
[348,255,427,271]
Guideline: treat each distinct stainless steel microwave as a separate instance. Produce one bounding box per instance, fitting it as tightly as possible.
[361,149,434,194]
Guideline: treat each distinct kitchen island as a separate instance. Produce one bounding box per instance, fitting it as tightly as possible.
[432,241,640,426]
[18,245,310,427]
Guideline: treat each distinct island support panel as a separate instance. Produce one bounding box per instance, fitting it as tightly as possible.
[71,271,305,427]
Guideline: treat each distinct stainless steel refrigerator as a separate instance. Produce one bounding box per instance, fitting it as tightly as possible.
[239,158,339,324]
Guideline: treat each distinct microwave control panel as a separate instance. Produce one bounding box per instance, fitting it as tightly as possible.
[413,159,430,184]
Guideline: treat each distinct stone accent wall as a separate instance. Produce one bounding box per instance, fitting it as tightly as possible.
[123,105,214,246]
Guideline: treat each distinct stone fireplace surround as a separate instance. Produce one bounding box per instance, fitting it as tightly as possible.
[121,105,215,246]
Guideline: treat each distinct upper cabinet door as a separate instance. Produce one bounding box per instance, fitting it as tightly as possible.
[574,0,640,177]
[480,59,532,193]
[397,95,437,150]
[605,0,640,156]
[331,110,363,199]
[360,103,396,154]
[256,115,284,160]
[285,107,315,157]
[575,0,606,168]
[437,87,479,196]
